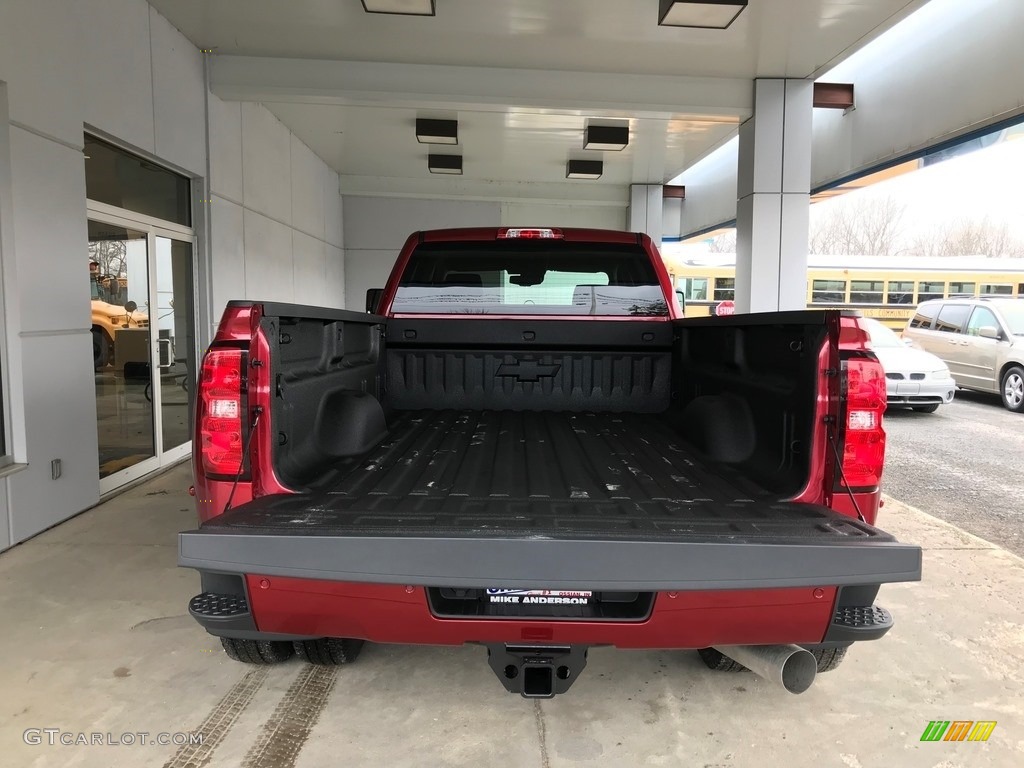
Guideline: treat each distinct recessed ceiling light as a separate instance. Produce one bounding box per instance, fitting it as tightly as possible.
[658,0,747,29]
[566,160,603,180]
[416,118,458,145]
[428,154,462,175]
[361,0,435,16]
[584,125,629,151]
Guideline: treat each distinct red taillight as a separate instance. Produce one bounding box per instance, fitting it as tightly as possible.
[199,347,246,477]
[497,228,564,239]
[841,357,886,488]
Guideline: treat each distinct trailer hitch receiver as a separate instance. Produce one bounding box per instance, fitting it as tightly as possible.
[486,644,588,698]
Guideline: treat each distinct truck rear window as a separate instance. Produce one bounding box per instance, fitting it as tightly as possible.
[392,241,667,316]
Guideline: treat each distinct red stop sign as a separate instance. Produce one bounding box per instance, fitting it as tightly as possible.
[715,300,736,316]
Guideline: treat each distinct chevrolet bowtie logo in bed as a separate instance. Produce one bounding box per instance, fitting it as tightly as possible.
[496,361,561,382]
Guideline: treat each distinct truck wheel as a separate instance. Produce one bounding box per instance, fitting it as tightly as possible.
[92,328,110,369]
[812,647,848,673]
[1001,366,1024,412]
[911,404,940,414]
[696,647,745,672]
[220,637,294,664]
[293,638,365,665]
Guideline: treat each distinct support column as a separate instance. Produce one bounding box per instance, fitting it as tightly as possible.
[628,184,664,246]
[735,79,813,313]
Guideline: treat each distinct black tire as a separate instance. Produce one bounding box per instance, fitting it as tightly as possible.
[220,637,294,664]
[812,647,848,673]
[697,647,746,672]
[293,637,365,665]
[92,328,110,370]
[1000,366,1024,413]
[911,404,940,414]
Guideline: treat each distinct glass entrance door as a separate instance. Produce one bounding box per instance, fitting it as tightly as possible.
[89,209,197,492]
[155,236,195,458]
[89,220,156,480]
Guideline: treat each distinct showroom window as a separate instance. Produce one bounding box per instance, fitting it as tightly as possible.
[713,277,735,301]
[84,135,190,226]
[85,135,196,492]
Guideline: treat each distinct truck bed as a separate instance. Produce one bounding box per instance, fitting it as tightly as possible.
[201,410,886,543]
[182,308,922,592]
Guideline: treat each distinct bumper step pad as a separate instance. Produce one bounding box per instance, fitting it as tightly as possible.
[189,592,250,618]
[826,604,893,642]
[188,591,258,636]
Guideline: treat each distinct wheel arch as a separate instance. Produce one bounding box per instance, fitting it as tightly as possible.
[999,359,1024,384]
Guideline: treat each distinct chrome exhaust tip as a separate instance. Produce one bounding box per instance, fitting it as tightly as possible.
[712,644,817,694]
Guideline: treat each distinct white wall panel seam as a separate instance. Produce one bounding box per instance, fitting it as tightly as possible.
[8,122,82,153]
[213,191,244,208]
[215,193,337,247]
[19,329,89,338]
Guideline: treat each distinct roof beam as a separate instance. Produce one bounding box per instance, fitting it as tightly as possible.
[210,56,753,119]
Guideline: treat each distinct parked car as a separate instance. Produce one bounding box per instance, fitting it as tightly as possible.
[902,298,1024,412]
[179,228,920,698]
[859,317,955,413]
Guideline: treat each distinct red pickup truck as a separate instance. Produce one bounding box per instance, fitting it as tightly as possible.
[180,227,920,696]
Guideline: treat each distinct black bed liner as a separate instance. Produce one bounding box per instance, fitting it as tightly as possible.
[179,411,922,591]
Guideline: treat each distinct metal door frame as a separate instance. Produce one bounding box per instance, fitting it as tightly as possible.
[87,203,197,495]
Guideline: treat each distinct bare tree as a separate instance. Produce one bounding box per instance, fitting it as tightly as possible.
[88,239,128,278]
[809,196,907,256]
[908,217,1024,258]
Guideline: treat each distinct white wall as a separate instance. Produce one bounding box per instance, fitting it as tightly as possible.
[340,196,629,310]
[208,99,345,322]
[812,0,1024,189]
[342,197,500,310]
[0,0,212,545]
[676,137,740,239]
[0,0,345,548]
[500,202,626,231]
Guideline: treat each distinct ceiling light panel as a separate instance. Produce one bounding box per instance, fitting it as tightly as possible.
[416,118,458,145]
[361,0,435,16]
[584,124,629,151]
[428,154,462,174]
[658,0,747,30]
[566,160,603,180]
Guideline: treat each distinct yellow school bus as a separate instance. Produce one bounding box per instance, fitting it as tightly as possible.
[666,254,1024,328]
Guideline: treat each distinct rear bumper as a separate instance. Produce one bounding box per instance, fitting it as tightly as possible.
[178,531,921,593]
[188,578,895,649]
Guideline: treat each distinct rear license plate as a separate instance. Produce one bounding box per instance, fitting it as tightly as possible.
[486,589,593,605]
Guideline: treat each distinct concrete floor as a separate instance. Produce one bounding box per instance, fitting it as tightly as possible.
[2,463,1023,768]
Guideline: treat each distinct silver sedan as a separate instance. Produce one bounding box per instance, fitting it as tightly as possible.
[860,317,956,414]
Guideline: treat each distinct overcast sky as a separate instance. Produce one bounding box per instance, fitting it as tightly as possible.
[811,132,1024,244]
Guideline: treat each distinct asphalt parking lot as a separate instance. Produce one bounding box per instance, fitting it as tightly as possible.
[884,390,1024,557]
